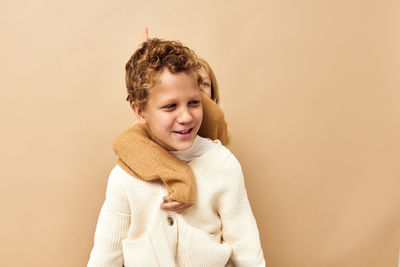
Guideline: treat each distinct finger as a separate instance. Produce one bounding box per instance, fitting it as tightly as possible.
[175,205,190,213]
[163,195,173,203]
[143,26,149,42]
[168,202,191,212]
[174,203,192,211]
[166,206,185,214]
[176,203,192,209]
[160,201,182,210]
[174,204,192,214]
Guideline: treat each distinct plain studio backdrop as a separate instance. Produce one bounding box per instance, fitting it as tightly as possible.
[0,1,399,266]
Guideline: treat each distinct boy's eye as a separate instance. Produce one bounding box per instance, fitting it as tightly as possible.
[162,104,176,110]
[189,100,200,106]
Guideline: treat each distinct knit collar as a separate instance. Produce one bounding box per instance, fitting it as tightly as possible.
[169,135,215,163]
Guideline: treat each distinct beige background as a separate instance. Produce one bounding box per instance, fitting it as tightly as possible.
[1,0,399,266]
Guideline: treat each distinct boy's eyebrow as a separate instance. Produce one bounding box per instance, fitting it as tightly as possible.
[158,94,201,103]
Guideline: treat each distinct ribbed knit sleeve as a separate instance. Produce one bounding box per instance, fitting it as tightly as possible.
[217,155,266,267]
[88,169,131,267]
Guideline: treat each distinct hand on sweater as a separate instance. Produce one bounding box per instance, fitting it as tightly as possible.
[160,195,192,214]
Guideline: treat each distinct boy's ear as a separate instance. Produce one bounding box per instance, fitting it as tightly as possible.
[130,102,147,124]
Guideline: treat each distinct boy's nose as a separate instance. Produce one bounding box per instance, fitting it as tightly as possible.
[176,108,193,124]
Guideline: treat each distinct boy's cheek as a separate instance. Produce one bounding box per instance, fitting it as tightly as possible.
[196,108,204,123]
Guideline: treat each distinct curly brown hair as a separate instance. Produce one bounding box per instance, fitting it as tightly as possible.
[125,38,201,108]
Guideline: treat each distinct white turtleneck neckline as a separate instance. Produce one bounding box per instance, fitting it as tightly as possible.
[169,136,216,163]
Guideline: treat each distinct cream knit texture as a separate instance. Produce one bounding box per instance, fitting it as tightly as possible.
[88,138,265,267]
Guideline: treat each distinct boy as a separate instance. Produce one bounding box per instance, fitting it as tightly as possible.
[113,28,229,212]
[88,38,265,266]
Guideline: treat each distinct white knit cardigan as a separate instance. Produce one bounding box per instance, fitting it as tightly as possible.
[88,139,265,267]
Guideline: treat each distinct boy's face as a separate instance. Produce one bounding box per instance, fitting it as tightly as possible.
[133,68,203,151]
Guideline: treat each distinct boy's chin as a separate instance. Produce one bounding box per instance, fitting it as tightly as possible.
[170,140,196,151]
[169,135,198,151]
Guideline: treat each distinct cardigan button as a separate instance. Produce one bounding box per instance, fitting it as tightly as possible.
[167,216,174,226]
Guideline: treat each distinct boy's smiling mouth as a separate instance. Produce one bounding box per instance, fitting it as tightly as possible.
[173,128,193,135]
